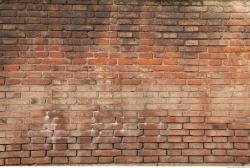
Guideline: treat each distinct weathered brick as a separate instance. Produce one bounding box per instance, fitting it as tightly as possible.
[159,156,188,163]
[92,150,121,156]
[114,130,143,137]
[1,0,249,165]
[0,151,29,158]
[204,156,234,163]
[182,149,211,155]
[5,158,20,165]
[115,156,142,163]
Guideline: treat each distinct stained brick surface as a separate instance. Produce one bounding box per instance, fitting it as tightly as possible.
[0,0,250,165]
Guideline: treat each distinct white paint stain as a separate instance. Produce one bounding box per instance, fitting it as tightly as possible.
[43,110,58,149]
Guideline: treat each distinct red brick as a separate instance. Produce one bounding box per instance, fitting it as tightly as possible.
[98,144,113,149]
[99,157,113,163]
[114,130,143,136]
[235,130,249,136]
[227,150,250,156]
[205,143,233,149]
[47,151,76,157]
[31,151,46,157]
[113,79,141,85]
[204,156,234,163]
[160,130,189,136]
[138,136,167,143]
[212,149,226,155]
[138,149,166,156]
[143,156,158,163]
[114,143,142,149]
[42,59,69,64]
[168,136,182,142]
[150,65,183,71]
[235,157,249,163]
[22,144,52,150]
[209,60,222,66]
[173,148,187,156]
[21,78,51,85]
[183,136,212,142]
[189,156,203,163]
[69,157,98,164]
[182,149,211,155]
[6,145,21,151]
[229,123,250,129]
[206,130,234,136]
[0,79,5,85]
[72,59,86,64]
[122,149,137,156]
[92,137,121,143]
[115,156,142,163]
[52,157,68,164]
[118,59,136,65]
[53,144,67,150]
[160,143,188,149]
[5,158,20,165]
[1,0,249,165]
[0,151,29,158]
[21,157,51,165]
[4,65,20,71]
[139,111,168,117]
[225,20,247,25]
[5,79,20,85]
[159,156,188,163]
[137,59,162,65]
[183,123,212,129]
[92,150,121,156]
[88,58,117,65]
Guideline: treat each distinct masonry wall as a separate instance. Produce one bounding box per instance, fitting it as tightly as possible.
[0,0,249,165]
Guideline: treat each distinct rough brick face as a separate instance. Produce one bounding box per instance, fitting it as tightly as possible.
[0,0,250,165]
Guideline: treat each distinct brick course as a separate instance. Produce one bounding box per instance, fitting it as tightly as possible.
[0,0,249,165]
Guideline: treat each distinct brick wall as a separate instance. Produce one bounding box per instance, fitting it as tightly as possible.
[0,0,249,165]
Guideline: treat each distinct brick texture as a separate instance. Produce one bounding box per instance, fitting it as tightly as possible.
[0,0,250,165]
